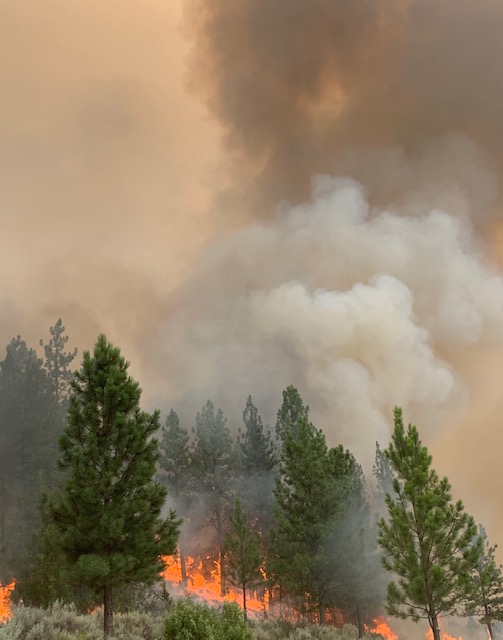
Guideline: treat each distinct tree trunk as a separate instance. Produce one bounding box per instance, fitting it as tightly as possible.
[487,620,495,640]
[429,612,441,640]
[319,602,325,625]
[103,584,113,638]
[242,582,247,621]
[215,507,226,596]
[179,544,187,586]
[356,601,364,638]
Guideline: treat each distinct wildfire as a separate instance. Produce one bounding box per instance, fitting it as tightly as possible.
[0,580,15,624]
[161,554,267,615]
[367,617,399,640]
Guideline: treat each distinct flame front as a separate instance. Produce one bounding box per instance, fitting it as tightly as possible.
[0,580,15,623]
[161,554,266,615]
[367,617,399,640]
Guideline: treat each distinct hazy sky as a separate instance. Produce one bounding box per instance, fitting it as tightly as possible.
[3,0,503,540]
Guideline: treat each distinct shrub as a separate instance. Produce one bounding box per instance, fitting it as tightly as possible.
[164,599,218,640]
[0,601,163,640]
[163,599,252,640]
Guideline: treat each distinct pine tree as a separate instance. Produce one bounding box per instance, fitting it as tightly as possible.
[158,409,192,584]
[372,441,395,512]
[192,400,235,596]
[378,407,482,640]
[271,417,355,622]
[50,335,180,637]
[225,498,263,620]
[239,396,276,473]
[466,525,503,640]
[0,336,58,580]
[40,318,78,402]
[275,385,309,445]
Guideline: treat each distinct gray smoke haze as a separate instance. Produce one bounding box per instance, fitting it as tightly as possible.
[3,0,503,554]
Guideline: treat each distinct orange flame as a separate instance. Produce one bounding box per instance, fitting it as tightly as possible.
[367,617,399,640]
[161,554,266,615]
[0,580,15,623]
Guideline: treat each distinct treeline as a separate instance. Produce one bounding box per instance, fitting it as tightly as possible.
[0,323,386,630]
[0,320,77,583]
[2,324,503,640]
[158,390,386,630]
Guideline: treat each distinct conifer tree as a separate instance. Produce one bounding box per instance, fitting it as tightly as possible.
[466,525,503,640]
[40,318,78,402]
[271,416,356,622]
[158,409,192,584]
[0,336,58,580]
[275,385,309,445]
[372,441,395,511]
[225,498,263,620]
[378,407,481,640]
[239,396,276,473]
[192,400,235,596]
[51,335,180,637]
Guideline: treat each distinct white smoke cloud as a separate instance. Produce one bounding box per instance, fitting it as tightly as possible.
[156,177,503,469]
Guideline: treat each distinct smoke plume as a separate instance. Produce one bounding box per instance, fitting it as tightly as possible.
[2,0,503,537]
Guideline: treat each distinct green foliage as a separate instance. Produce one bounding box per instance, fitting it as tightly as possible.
[378,407,482,638]
[372,442,394,514]
[465,525,503,639]
[0,333,60,580]
[39,318,78,402]
[163,599,251,640]
[50,335,180,634]
[158,409,191,501]
[270,411,359,619]
[225,498,264,618]
[275,386,309,445]
[0,602,163,640]
[239,396,276,473]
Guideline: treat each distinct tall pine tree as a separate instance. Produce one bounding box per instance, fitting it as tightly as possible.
[51,335,179,637]
[158,409,192,584]
[192,400,235,596]
[378,407,481,640]
[225,498,263,620]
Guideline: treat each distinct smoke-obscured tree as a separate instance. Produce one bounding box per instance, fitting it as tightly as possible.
[158,409,192,584]
[225,497,263,621]
[239,396,276,474]
[465,525,503,640]
[192,399,235,596]
[325,463,383,637]
[372,441,395,516]
[50,335,180,637]
[0,335,59,581]
[40,318,78,403]
[236,396,276,546]
[270,416,356,622]
[275,385,309,445]
[378,407,482,640]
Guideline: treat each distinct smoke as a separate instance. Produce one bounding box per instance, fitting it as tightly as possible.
[154,177,503,471]
[176,0,503,536]
[3,0,503,536]
[186,0,503,222]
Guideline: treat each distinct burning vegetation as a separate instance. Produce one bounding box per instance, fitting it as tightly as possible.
[0,580,15,624]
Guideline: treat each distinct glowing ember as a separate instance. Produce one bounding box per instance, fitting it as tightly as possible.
[161,554,266,615]
[367,617,399,640]
[0,580,15,624]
